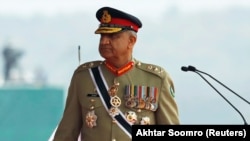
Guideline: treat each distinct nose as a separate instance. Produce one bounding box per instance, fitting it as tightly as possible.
[100,35,110,45]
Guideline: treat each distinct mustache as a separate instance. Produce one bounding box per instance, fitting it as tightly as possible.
[99,45,112,49]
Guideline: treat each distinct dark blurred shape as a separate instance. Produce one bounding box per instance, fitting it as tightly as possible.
[2,43,24,82]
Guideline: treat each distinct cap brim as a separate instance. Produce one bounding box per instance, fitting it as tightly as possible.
[95,27,123,34]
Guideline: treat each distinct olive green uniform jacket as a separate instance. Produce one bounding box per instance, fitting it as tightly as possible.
[53,58,179,141]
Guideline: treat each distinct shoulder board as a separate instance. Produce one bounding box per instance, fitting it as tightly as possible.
[135,61,166,77]
[74,60,103,73]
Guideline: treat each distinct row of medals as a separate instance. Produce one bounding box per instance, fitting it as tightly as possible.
[85,81,151,128]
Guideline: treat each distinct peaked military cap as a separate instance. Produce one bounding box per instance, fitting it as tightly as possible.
[95,6,142,34]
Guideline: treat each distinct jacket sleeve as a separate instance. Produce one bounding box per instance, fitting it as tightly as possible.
[53,72,82,141]
[155,70,180,124]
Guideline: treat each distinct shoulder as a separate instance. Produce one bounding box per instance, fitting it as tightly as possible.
[134,59,167,78]
[74,60,103,73]
[134,59,175,90]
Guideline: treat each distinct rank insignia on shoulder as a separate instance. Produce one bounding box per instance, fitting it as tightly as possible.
[78,61,103,69]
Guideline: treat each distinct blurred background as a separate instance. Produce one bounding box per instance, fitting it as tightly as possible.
[0,0,250,140]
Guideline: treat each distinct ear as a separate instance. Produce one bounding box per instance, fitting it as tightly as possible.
[128,35,136,49]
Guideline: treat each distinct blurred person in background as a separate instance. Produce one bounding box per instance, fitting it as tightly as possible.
[2,43,23,83]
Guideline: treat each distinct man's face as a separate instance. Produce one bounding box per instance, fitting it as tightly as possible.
[98,31,131,60]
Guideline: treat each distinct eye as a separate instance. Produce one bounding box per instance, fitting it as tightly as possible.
[110,33,120,39]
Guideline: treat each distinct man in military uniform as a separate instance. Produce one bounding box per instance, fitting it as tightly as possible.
[53,6,179,141]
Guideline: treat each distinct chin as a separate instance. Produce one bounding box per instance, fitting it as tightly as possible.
[100,53,112,59]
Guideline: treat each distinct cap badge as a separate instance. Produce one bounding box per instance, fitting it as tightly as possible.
[101,10,111,23]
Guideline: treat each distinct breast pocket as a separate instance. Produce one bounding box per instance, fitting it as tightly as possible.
[80,93,104,109]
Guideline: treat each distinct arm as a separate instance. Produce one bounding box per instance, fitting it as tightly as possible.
[155,71,180,124]
[53,73,82,141]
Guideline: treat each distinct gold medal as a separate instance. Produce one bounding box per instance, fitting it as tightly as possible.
[108,82,119,96]
[137,99,146,109]
[109,107,119,117]
[125,98,132,107]
[140,116,150,125]
[110,95,121,107]
[124,111,137,125]
[150,103,155,110]
[85,110,97,128]
[108,80,122,117]
[145,103,151,110]
[125,98,137,108]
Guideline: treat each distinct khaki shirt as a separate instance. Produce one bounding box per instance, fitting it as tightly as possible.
[53,58,179,141]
